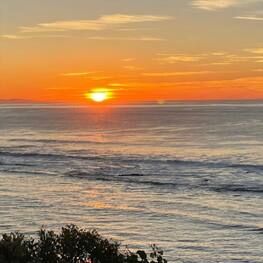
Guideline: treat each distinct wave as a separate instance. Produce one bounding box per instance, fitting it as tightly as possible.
[0,168,57,176]
[118,173,145,177]
[165,159,263,171]
[211,185,263,194]
[202,220,263,234]
[66,170,181,187]
[1,161,262,195]
[0,161,37,167]
[9,138,122,146]
[1,149,263,173]
[0,150,103,161]
[65,170,263,194]
[249,227,263,234]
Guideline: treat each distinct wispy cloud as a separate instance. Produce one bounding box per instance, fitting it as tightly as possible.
[90,76,112,80]
[20,14,172,33]
[122,58,135,62]
[211,52,228,56]
[205,51,263,65]
[191,0,261,11]
[154,50,263,67]
[1,34,68,40]
[124,65,144,71]
[116,27,154,31]
[192,0,237,10]
[155,76,263,95]
[108,83,128,87]
[142,71,211,77]
[245,47,263,54]
[88,36,165,41]
[60,72,111,80]
[46,86,77,90]
[235,15,263,20]
[244,48,263,61]
[156,54,203,63]
[201,76,263,92]
[1,35,29,39]
[61,72,96,77]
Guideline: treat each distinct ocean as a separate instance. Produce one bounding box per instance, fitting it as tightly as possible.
[0,101,262,262]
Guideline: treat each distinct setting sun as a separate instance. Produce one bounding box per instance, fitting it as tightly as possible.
[90,92,107,102]
[85,89,112,103]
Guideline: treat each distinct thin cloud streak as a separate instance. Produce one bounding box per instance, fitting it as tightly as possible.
[124,66,144,71]
[245,48,263,54]
[1,35,29,39]
[61,72,96,77]
[235,16,263,20]
[88,36,165,41]
[156,55,203,63]
[1,34,68,39]
[20,14,172,33]
[142,71,211,77]
[191,0,262,10]
[108,83,128,87]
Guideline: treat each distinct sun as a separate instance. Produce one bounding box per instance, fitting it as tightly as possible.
[85,89,112,103]
[90,92,107,102]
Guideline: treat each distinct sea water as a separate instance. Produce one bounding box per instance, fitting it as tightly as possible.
[0,101,262,262]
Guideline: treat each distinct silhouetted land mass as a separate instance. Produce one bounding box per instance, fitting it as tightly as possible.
[0,224,167,263]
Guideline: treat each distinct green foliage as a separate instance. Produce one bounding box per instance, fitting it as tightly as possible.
[0,225,168,263]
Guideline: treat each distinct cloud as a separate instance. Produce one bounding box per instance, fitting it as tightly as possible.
[89,76,112,80]
[122,58,135,62]
[245,48,263,54]
[61,72,96,77]
[1,34,68,40]
[202,76,263,92]
[88,36,165,41]
[108,83,128,87]
[100,14,171,23]
[46,86,77,90]
[60,72,111,80]
[192,0,238,10]
[20,14,172,33]
[124,65,144,70]
[244,48,263,61]
[116,27,154,31]
[1,34,29,39]
[156,54,203,63]
[235,16,263,20]
[191,0,261,11]
[154,51,263,67]
[207,52,263,64]
[142,71,211,77]
[155,76,263,95]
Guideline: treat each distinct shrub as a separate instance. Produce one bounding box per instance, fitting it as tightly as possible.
[0,225,167,263]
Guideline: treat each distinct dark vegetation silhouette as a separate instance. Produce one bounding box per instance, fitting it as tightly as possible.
[0,224,167,263]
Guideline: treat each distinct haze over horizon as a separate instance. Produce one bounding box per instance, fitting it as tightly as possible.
[1,0,263,103]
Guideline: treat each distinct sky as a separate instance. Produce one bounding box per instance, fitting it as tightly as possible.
[1,0,263,104]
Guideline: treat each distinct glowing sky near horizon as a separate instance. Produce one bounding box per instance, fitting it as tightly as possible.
[1,0,263,103]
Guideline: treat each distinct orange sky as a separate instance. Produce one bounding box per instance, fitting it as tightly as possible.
[1,0,263,104]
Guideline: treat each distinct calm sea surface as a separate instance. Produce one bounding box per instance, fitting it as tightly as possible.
[0,101,262,262]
